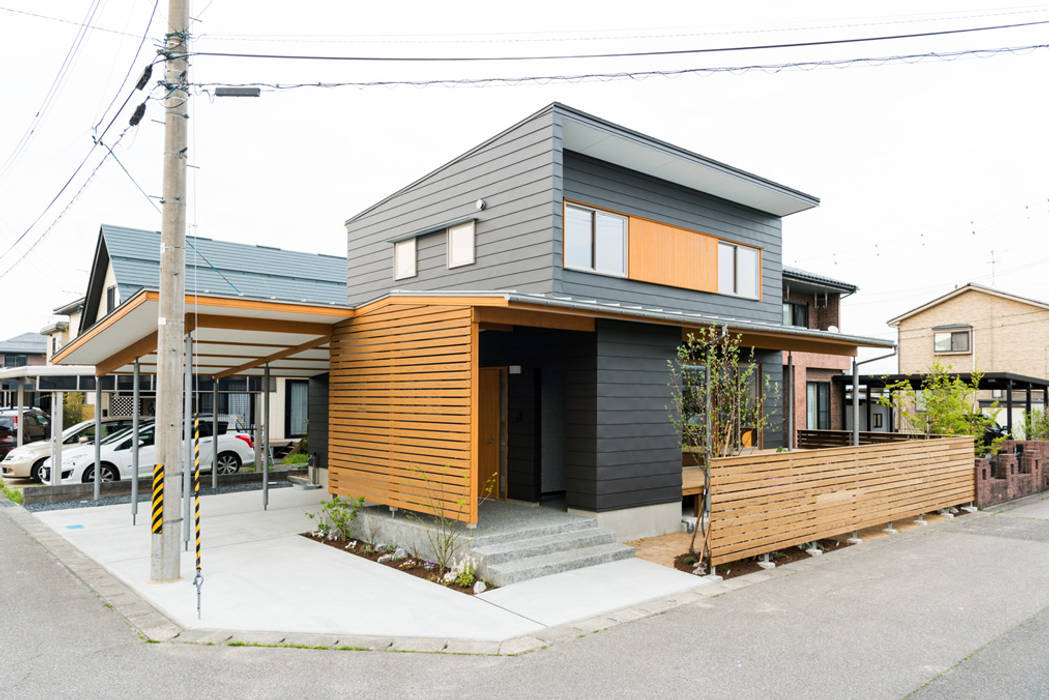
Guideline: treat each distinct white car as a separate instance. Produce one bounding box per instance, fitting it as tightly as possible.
[2,416,139,482]
[41,419,255,484]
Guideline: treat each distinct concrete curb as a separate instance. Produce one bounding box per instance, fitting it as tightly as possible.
[0,490,994,656]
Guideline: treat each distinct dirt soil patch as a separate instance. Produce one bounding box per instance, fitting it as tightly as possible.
[300,533,488,595]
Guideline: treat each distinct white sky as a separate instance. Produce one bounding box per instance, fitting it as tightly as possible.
[1,1,1048,374]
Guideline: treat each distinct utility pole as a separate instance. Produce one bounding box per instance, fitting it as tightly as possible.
[150,0,189,583]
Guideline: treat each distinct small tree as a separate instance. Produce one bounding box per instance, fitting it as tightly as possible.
[63,392,85,426]
[878,362,1002,456]
[1023,410,1049,440]
[668,325,776,561]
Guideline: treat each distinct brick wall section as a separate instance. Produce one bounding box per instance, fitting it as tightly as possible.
[783,351,852,445]
[975,439,1049,507]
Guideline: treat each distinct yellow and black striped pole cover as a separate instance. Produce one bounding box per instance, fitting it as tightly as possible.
[151,462,164,534]
[193,416,201,573]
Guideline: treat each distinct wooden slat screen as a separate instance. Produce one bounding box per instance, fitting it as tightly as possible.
[796,429,929,449]
[707,437,975,565]
[328,302,477,523]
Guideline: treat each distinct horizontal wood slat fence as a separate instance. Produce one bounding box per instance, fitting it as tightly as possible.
[328,302,477,523]
[707,437,975,565]
[796,429,931,449]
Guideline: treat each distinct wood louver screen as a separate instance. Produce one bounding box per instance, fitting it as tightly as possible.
[706,437,975,565]
[328,302,477,523]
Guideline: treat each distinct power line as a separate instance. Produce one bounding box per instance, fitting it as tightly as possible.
[184,18,1049,63]
[0,5,143,38]
[193,43,1049,92]
[0,0,103,179]
[0,127,134,281]
[92,0,161,134]
[192,5,1049,45]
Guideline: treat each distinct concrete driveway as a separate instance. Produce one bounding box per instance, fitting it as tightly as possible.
[31,487,707,641]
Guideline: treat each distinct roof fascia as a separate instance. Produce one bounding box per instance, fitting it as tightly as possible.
[77,228,111,336]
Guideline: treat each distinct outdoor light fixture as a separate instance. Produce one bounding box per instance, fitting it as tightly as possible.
[215,87,262,98]
[509,365,522,375]
[475,198,487,211]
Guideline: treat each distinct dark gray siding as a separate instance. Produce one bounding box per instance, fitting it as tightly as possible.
[756,350,784,449]
[591,320,681,511]
[308,373,329,468]
[345,108,560,305]
[556,151,783,324]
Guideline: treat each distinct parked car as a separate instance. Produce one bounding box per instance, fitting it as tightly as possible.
[40,418,254,484]
[1,416,142,481]
[0,408,51,444]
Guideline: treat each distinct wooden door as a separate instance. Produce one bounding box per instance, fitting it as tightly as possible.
[478,367,507,500]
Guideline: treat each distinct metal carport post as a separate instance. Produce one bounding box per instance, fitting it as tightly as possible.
[93,381,102,500]
[131,359,140,525]
[49,392,63,486]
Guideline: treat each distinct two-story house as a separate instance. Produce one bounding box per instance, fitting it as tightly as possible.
[330,103,892,539]
[0,332,47,407]
[780,268,857,443]
[888,282,1049,434]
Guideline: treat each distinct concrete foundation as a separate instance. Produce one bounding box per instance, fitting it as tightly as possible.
[567,501,682,542]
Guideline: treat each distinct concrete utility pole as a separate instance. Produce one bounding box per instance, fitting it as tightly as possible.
[151,0,189,583]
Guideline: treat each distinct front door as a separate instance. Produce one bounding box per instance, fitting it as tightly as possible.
[478,367,507,500]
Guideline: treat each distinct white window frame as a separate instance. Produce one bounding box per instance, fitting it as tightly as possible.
[717,241,761,299]
[932,329,970,354]
[447,221,475,269]
[563,203,628,278]
[393,238,417,280]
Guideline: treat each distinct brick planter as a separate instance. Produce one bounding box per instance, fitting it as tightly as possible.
[975,440,1049,507]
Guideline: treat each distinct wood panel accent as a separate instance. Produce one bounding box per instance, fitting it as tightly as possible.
[705,437,975,565]
[627,216,718,292]
[328,302,478,523]
[474,306,595,332]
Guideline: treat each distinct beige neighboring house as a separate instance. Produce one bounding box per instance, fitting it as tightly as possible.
[887,282,1049,433]
[41,297,84,363]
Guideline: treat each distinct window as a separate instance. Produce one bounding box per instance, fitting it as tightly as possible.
[564,203,627,276]
[782,302,809,328]
[933,329,970,353]
[718,242,760,298]
[285,380,309,437]
[4,354,27,368]
[806,381,831,429]
[105,286,117,314]
[447,221,475,268]
[393,238,416,280]
[873,413,884,429]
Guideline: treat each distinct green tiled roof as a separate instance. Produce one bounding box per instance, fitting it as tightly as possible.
[100,225,347,305]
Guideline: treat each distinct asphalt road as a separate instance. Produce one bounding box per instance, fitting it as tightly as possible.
[3,494,1049,699]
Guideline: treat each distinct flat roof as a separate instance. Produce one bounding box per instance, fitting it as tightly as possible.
[833,371,1049,390]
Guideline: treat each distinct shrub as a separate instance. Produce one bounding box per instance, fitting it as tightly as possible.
[307,495,365,541]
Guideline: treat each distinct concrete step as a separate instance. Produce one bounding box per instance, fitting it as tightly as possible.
[484,542,635,587]
[468,516,598,548]
[472,528,617,566]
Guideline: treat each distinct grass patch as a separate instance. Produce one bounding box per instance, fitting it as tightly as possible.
[0,478,23,505]
[282,453,309,464]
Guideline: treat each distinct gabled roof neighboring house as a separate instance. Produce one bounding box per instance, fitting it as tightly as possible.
[887,282,1049,326]
[79,225,347,333]
[0,332,47,355]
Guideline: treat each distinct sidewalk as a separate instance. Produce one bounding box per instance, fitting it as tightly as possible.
[26,487,709,647]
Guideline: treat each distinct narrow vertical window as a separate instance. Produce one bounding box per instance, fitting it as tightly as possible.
[564,204,593,270]
[393,238,416,280]
[447,221,475,268]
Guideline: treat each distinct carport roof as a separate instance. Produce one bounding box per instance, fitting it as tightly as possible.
[53,288,350,378]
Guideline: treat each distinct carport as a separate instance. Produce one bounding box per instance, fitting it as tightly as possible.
[47,288,350,540]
